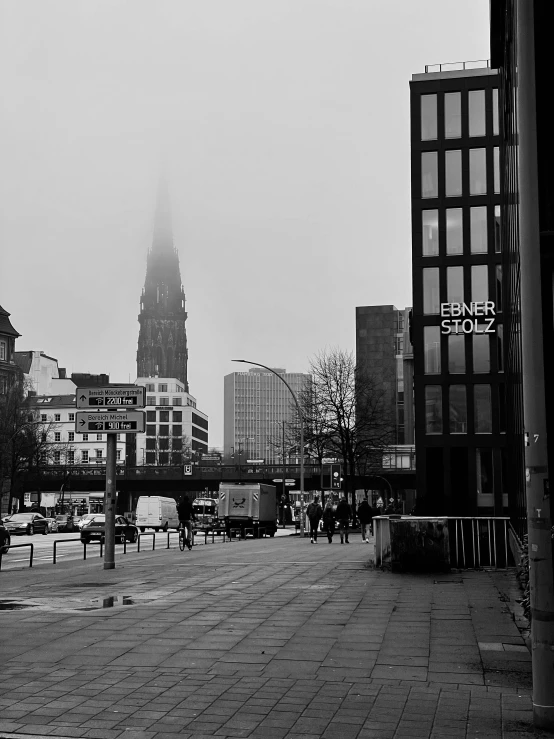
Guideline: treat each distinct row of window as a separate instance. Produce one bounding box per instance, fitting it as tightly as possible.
[423,265,502,314]
[144,452,185,466]
[146,410,183,422]
[424,326,503,374]
[44,449,122,463]
[144,383,186,393]
[422,148,499,199]
[49,432,122,442]
[41,413,75,422]
[422,206,501,256]
[146,396,185,406]
[146,424,183,437]
[425,384,501,434]
[145,438,184,451]
[421,89,499,141]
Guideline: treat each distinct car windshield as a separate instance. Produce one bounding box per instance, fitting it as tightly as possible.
[88,515,105,522]
[5,514,34,521]
[193,502,216,512]
[56,515,70,521]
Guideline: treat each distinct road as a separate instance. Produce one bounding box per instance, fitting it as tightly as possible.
[0,527,293,572]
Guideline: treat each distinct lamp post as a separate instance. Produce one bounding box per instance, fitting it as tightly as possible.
[233,360,305,536]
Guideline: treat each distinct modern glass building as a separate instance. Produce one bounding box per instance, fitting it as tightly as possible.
[410,63,505,515]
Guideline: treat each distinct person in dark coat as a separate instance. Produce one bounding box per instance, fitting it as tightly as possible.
[322,501,336,543]
[357,498,373,542]
[306,495,323,543]
[335,496,352,544]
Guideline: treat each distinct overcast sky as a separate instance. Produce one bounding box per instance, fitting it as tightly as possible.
[0,0,489,447]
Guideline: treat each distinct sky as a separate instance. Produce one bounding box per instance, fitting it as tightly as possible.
[0,0,490,448]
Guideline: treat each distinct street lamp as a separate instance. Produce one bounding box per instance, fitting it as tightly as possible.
[233,359,305,536]
[371,474,394,508]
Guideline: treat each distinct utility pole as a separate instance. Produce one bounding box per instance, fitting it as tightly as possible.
[104,433,116,570]
[518,0,554,728]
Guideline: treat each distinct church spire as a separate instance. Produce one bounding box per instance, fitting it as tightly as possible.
[136,177,189,390]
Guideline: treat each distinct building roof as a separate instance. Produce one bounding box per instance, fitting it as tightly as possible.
[30,395,77,408]
[14,351,33,374]
[0,305,21,338]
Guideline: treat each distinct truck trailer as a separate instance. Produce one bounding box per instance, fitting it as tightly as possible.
[218,483,278,537]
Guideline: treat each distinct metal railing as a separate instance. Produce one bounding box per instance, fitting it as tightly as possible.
[425,59,491,74]
[137,531,155,552]
[374,515,510,570]
[0,541,34,571]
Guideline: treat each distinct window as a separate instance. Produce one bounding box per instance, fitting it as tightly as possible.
[448,335,465,373]
[471,265,488,302]
[159,425,169,436]
[494,147,500,194]
[146,438,156,450]
[422,210,439,256]
[54,432,61,442]
[96,434,102,441]
[68,413,74,422]
[159,452,169,465]
[497,324,504,371]
[172,453,182,465]
[68,450,75,465]
[146,425,156,436]
[117,434,121,441]
[492,89,499,136]
[54,414,61,422]
[444,92,461,138]
[476,448,494,497]
[470,207,488,253]
[41,414,47,422]
[468,90,486,137]
[173,411,182,422]
[473,333,490,373]
[172,424,182,436]
[449,386,467,433]
[159,438,170,451]
[496,265,503,312]
[423,268,440,314]
[146,411,156,422]
[0,340,6,361]
[147,396,156,406]
[421,94,437,140]
[82,450,89,464]
[425,386,442,434]
[494,206,501,252]
[159,397,169,406]
[158,384,168,392]
[68,432,74,442]
[474,385,492,433]
[469,149,487,194]
[445,150,462,197]
[421,152,438,198]
[145,452,156,465]
[424,326,441,374]
[54,451,61,464]
[173,438,183,451]
[41,433,47,442]
[159,410,170,423]
[82,433,89,441]
[173,397,182,406]
[447,266,464,304]
[146,383,155,392]
[446,209,463,255]
[116,450,121,461]
[96,449,103,458]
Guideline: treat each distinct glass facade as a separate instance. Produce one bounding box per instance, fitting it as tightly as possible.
[425,386,442,434]
[422,210,439,256]
[423,268,440,314]
[421,94,437,140]
[473,333,491,373]
[421,152,438,198]
[447,266,464,304]
[494,147,500,193]
[444,92,461,138]
[424,326,441,373]
[471,265,488,302]
[445,150,462,197]
[470,207,488,253]
[474,385,492,433]
[449,385,467,433]
[469,148,487,194]
[468,90,486,137]
[446,208,463,255]
[448,334,465,373]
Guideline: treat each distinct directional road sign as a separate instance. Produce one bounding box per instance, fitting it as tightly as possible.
[76,386,146,409]
[75,411,145,433]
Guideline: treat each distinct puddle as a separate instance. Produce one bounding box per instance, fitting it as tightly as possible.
[76,595,154,610]
[0,600,35,610]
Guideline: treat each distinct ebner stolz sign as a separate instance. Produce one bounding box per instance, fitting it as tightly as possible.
[440,301,496,334]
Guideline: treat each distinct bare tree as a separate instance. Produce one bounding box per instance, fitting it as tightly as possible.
[302,348,395,512]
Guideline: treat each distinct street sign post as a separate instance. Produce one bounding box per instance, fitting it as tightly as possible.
[76,386,146,409]
[75,411,145,433]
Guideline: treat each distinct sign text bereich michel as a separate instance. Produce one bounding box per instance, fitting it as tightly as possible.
[440,301,496,335]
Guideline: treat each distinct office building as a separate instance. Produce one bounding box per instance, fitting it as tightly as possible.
[410,62,504,515]
[224,367,310,464]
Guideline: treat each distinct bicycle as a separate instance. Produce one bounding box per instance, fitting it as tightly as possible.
[178,521,193,551]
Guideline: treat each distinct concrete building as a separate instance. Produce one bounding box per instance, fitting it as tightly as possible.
[14,351,62,396]
[224,367,310,465]
[132,377,208,466]
[410,62,504,515]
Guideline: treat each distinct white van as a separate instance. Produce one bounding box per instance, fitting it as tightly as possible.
[135,496,180,532]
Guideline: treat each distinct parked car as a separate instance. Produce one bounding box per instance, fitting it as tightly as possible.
[3,513,49,536]
[55,514,75,532]
[43,517,59,533]
[0,520,10,553]
[80,514,139,544]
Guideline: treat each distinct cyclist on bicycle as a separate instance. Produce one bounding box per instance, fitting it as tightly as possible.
[177,494,195,550]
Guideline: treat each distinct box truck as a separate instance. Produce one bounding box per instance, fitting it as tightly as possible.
[135,496,179,532]
[218,483,278,537]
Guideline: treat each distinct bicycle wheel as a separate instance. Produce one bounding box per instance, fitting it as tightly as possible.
[179,529,186,551]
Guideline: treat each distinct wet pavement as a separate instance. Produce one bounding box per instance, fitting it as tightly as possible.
[0,532,544,738]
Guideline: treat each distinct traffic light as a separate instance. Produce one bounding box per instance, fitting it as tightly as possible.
[331,463,341,489]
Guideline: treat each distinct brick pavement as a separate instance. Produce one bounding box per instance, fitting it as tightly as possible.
[0,533,545,738]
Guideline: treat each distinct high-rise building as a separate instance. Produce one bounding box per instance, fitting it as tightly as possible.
[356,305,412,444]
[224,367,310,464]
[410,62,504,515]
[137,179,189,389]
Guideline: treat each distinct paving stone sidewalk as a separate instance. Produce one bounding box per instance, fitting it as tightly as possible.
[0,534,545,738]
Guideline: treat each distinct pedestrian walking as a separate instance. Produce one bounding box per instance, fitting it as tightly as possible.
[322,501,335,543]
[306,495,323,543]
[335,496,352,544]
[357,497,373,542]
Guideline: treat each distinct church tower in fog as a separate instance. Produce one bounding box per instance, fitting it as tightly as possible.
[136,179,189,390]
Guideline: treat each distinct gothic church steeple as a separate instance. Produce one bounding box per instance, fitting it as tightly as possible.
[136,178,189,390]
